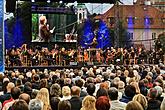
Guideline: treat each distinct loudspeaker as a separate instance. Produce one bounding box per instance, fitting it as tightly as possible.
[6,0,16,13]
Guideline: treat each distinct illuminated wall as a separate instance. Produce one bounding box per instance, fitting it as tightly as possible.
[0,0,4,72]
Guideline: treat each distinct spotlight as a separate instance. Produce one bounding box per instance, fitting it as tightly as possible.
[47,0,50,3]
[31,0,35,2]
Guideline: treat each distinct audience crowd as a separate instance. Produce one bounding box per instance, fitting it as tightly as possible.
[0,64,165,110]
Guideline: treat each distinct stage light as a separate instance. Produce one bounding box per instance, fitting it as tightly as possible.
[31,0,35,2]
[59,1,63,4]
[47,0,50,3]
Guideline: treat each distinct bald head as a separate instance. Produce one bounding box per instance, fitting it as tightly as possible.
[71,86,81,96]
[7,82,15,92]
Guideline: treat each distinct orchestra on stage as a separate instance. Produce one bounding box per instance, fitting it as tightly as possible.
[5,43,164,67]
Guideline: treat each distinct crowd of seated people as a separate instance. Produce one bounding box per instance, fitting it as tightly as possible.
[0,64,165,110]
[5,44,164,67]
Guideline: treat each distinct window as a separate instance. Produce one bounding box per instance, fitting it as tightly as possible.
[144,17,154,25]
[126,17,135,24]
[108,17,115,25]
[128,32,133,40]
[152,33,156,39]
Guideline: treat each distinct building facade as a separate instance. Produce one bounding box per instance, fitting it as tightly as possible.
[95,0,165,50]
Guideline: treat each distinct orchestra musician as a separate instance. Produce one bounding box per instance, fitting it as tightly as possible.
[84,49,89,62]
[96,50,102,63]
[8,46,22,66]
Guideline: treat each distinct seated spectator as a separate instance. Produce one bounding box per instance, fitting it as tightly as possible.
[58,100,71,110]
[108,87,126,110]
[96,96,110,110]
[61,86,71,101]
[29,99,43,110]
[120,85,136,103]
[147,88,161,110]
[69,86,82,110]
[12,99,29,110]
[3,87,21,110]
[80,95,96,110]
[133,94,148,110]
[125,101,144,110]
[19,93,31,104]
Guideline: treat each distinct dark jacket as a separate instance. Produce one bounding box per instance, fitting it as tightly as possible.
[69,96,82,110]
[147,99,161,110]
[119,95,132,103]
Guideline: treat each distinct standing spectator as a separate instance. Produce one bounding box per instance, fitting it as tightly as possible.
[125,101,144,110]
[108,87,126,110]
[147,88,161,110]
[12,99,29,110]
[2,87,21,110]
[29,99,43,110]
[61,86,71,101]
[80,95,96,110]
[0,82,15,104]
[120,85,136,103]
[58,100,71,110]
[69,86,82,110]
[95,96,110,110]
[133,94,148,110]
[35,88,51,110]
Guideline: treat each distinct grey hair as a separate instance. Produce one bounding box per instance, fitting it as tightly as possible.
[29,99,43,110]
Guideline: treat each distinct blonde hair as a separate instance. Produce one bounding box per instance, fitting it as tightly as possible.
[62,86,71,96]
[133,94,148,110]
[130,82,140,94]
[81,96,96,110]
[126,101,144,110]
[36,88,50,110]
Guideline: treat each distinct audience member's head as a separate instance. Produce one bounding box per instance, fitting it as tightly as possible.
[96,88,108,99]
[81,95,96,110]
[62,86,71,97]
[39,79,47,89]
[12,99,29,110]
[148,88,158,99]
[29,99,43,110]
[96,96,110,110]
[108,87,118,101]
[125,101,144,110]
[124,85,136,99]
[75,79,84,88]
[133,94,148,110]
[6,82,15,93]
[35,88,50,110]
[58,100,71,110]
[50,83,61,97]
[19,93,31,104]
[11,87,21,100]
[71,86,81,96]
[86,83,96,96]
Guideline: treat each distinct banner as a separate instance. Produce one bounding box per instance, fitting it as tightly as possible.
[0,0,4,72]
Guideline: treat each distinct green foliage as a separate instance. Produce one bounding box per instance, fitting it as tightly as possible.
[32,14,39,40]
